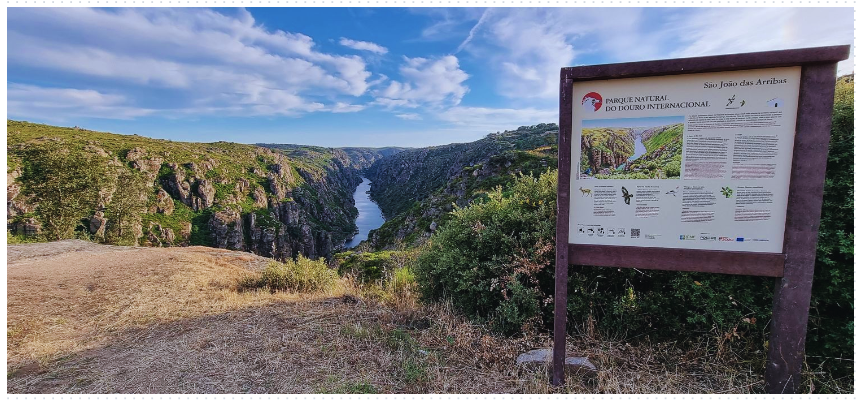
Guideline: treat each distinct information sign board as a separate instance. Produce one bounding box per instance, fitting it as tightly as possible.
[570,67,801,253]
[552,46,850,393]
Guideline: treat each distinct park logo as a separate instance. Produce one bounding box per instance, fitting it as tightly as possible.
[582,92,603,112]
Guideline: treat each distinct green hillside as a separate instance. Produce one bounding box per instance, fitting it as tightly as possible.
[7,120,366,260]
[363,124,558,249]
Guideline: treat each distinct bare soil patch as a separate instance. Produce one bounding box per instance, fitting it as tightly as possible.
[8,240,761,393]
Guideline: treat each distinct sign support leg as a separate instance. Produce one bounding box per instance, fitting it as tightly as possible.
[764,62,838,394]
[552,71,573,386]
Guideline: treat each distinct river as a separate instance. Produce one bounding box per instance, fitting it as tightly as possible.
[628,129,647,162]
[343,178,385,248]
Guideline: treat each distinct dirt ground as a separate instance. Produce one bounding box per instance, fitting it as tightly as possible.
[7,240,761,394]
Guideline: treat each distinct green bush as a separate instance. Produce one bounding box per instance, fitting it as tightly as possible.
[335,250,415,283]
[414,171,557,334]
[16,142,110,240]
[413,78,853,387]
[242,256,338,293]
[806,74,854,380]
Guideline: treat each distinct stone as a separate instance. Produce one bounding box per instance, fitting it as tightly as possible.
[429,221,438,232]
[161,164,193,207]
[150,189,175,215]
[90,214,107,237]
[515,349,598,379]
[564,356,598,379]
[268,175,288,200]
[194,179,216,210]
[126,147,163,180]
[516,348,551,366]
[209,208,244,250]
[236,178,250,193]
[252,186,268,208]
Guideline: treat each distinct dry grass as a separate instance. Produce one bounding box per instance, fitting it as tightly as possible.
[8,240,766,393]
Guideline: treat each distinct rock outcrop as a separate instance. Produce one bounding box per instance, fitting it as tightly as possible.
[7,120,401,261]
[209,208,244,251]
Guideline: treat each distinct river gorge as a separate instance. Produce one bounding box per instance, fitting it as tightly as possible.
[343,178,385,248]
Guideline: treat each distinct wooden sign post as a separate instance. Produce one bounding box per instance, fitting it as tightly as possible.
[553,45,850,393]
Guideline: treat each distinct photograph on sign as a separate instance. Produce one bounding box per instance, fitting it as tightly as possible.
[579,115,684,180]
[569,67,801,253]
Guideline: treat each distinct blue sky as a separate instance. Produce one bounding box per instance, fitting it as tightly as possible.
[7,7,854,147]
[583,116,686,129]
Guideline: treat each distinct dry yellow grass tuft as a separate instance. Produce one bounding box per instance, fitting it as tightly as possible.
[8,240,763,393]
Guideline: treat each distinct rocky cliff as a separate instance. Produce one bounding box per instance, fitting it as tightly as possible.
[579,127,635,174]
[7,121,395,261]
[365,123,558,219]
[363,124,558,249]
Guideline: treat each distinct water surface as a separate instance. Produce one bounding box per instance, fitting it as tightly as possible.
[343,178,385,248]
[628,132,647,162]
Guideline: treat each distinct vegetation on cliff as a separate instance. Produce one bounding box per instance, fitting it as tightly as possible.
[6,120,387,260]
[364,123,558,249]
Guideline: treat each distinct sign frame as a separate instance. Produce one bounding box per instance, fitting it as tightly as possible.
[553,45,850,393]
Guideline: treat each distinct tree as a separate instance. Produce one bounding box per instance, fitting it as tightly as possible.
[18,142,109,240]
[105,169,149,244]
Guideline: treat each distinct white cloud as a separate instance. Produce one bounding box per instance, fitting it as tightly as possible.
[375,55,470,108]
[329,102,366,113]
[8,84,155,120]
[395,113,422,120]
[339,37,388,55]
[436,106,557,132]
[670,8,854,74]
[457,8,659,100]
[7,8,374,119]
[459,8,853,100]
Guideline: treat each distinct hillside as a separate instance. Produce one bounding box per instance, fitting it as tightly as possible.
[363,124,558,249]
[579,127,635,173]
[257,144,407,170]
[365,123,558,218]
[6,121,396,260]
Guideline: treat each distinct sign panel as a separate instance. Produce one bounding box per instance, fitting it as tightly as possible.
[569,67,801,253]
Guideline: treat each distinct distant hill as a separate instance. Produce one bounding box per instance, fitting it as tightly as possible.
[363,123,558,249]
[257,144,408,171]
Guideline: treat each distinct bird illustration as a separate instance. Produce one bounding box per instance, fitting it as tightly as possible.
[621,186,634,205]
[665,186,679,197]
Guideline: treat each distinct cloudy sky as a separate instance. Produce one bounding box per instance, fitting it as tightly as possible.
[7,7,854,147]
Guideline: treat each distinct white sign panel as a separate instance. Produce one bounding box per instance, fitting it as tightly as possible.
[569,67,801,253]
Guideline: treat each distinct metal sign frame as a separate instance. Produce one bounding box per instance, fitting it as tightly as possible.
[553,45,850,393]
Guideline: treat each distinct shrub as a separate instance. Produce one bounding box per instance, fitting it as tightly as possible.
[805,74,854,381]
[413,76,853,387]
[104,169,149,245]
[242,256,338,293]
[335,250,419,306]
[335,250,416,284]
[16,142,110,240]
[414,171,557,334]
